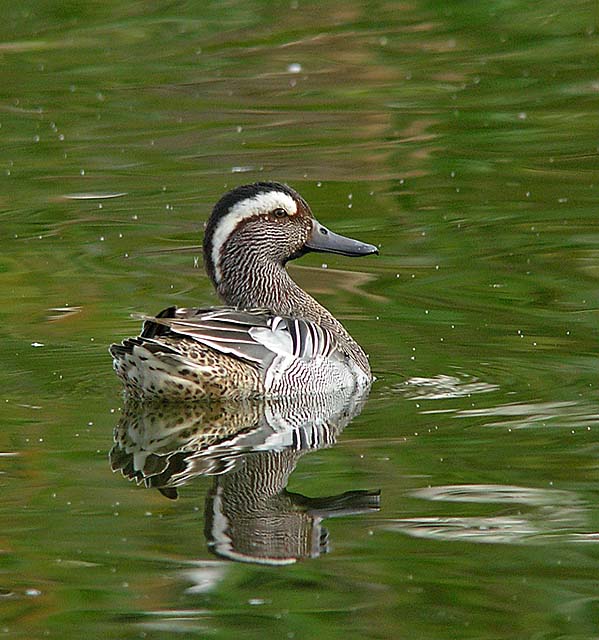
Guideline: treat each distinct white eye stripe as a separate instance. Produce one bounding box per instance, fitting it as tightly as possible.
[211,191,297,283]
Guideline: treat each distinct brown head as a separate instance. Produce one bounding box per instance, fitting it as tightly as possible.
[203,182,377,297]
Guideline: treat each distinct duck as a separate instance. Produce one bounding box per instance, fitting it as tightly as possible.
[110,181,378,400]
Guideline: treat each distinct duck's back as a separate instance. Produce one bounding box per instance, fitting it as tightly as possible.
[110,306,370,401]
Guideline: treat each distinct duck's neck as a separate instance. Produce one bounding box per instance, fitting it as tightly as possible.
[215,258,370,374]
[218,259,323,318]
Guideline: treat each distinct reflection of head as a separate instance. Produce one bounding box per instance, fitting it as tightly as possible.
[205,450,380,565]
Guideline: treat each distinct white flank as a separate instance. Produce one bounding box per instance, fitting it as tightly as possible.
[211,190,297,282]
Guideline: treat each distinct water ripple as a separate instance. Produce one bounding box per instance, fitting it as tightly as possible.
[411,483,577,506]
[385,483,587,545]
[397,374,499,400]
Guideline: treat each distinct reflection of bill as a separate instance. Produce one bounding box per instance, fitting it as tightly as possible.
[110,388,379,564]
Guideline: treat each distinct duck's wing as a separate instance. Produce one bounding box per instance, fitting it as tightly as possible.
[249,316,336,360]
[132,306,342,368]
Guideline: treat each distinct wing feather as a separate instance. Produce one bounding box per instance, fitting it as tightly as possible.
[135,306,342,368]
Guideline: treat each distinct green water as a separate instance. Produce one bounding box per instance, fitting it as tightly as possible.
[3,0,599,637]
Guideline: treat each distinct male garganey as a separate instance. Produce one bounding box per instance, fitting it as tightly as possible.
[110,182,378,400]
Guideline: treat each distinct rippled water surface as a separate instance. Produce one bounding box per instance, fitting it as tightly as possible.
[3,1,599,638]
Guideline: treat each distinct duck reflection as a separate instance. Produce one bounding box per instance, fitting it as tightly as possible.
[110,389,380,565]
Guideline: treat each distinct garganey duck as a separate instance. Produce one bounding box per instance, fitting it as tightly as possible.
[110,182,378,400]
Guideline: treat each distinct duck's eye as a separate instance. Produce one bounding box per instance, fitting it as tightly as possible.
[272,208,288,219]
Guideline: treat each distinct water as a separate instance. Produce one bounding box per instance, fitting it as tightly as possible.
[2,0,599,637]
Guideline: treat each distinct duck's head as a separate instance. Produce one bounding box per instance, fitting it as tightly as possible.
[203,182,378,289]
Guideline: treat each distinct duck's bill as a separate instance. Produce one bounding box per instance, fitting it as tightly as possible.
[305,219,379,257]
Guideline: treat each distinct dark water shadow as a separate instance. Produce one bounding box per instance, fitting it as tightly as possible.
[110,388,380,565]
